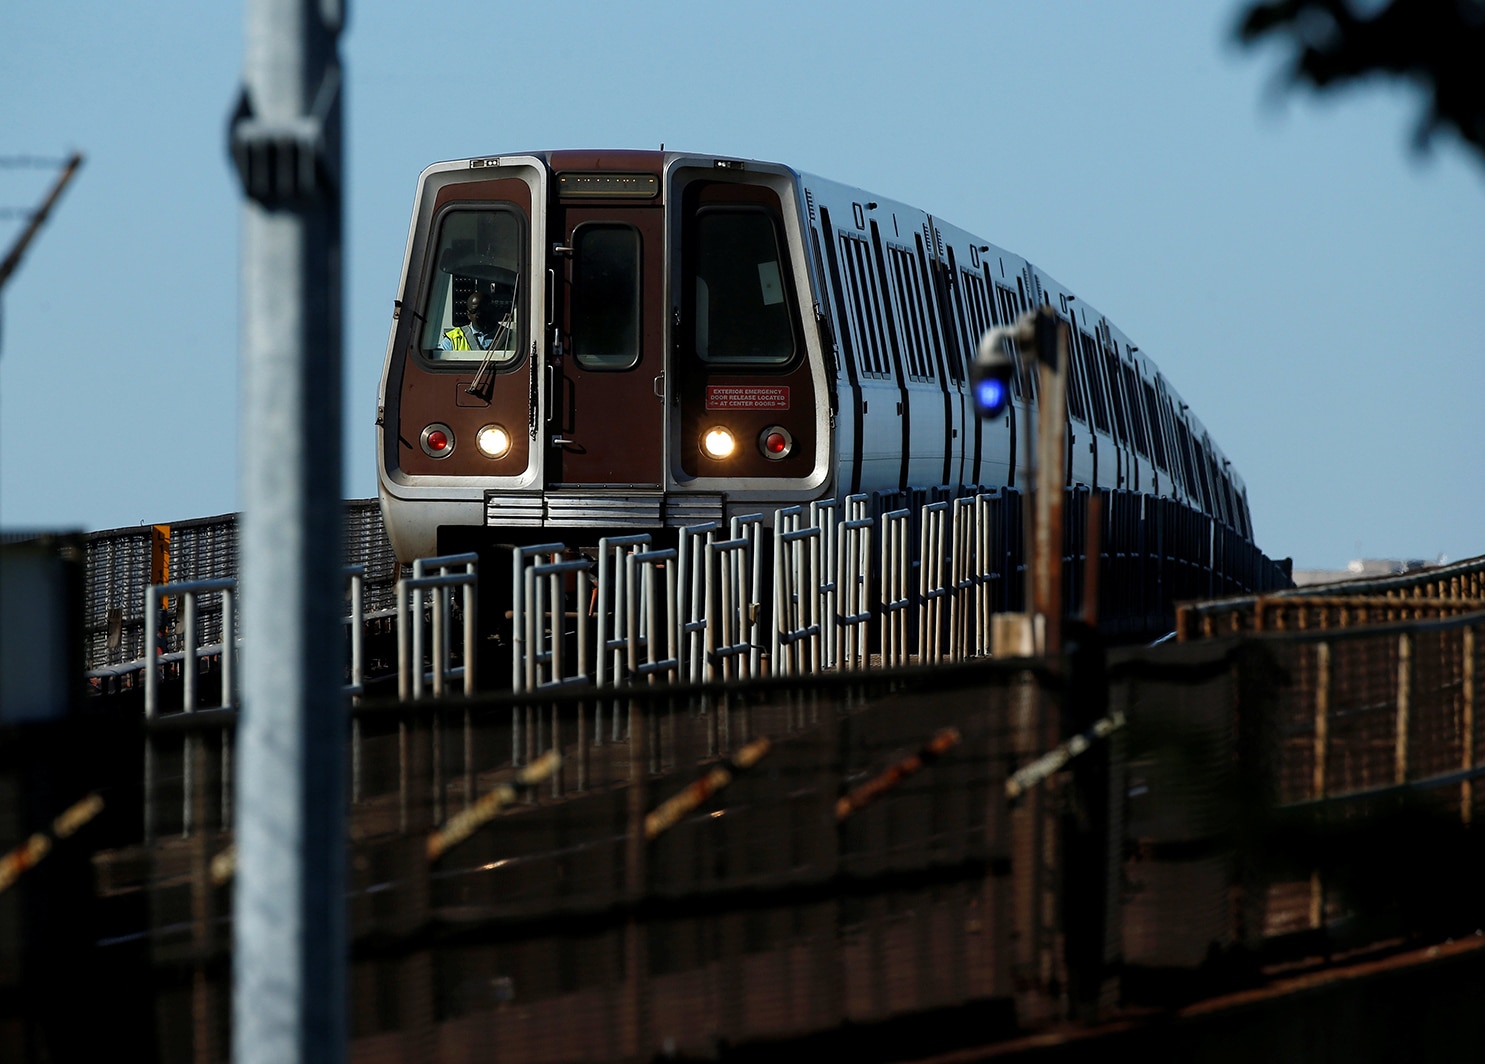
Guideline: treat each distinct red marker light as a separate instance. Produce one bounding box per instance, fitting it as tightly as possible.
[758,425,793,460]
[420,423,456,458]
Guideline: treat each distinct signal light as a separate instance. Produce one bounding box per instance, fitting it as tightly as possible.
[974,377,1007,413]
[971,330,1016,419]
[420,423,455,458]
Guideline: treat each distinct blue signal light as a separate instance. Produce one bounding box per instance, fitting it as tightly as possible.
[974,377,1009,417]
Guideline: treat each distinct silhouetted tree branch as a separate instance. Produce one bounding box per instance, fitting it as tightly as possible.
[1237,0,1485,163]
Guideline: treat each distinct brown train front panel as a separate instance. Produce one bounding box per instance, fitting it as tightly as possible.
[674,179,817,482]
[394,176,534,480]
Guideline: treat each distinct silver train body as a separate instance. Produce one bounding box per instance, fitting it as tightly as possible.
[377,150,1252,562]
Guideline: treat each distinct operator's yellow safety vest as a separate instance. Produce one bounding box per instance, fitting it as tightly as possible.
[443,326,475,351]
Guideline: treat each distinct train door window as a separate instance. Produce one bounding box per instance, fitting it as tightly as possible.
[1078,332,1110,433]
[1142,381,1169,469]
[691,207,796,364]
[422,207,524,365]
[571,223,640,370]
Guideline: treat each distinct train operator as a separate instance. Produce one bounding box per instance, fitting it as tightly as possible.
[439,290,506,351]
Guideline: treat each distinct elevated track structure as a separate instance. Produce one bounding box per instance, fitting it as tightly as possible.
[2,521,1481,1060]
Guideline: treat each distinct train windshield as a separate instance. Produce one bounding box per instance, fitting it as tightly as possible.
[420,207,524,365]
[691,207,795,364]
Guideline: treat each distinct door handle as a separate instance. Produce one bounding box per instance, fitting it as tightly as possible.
[653,373,665,399]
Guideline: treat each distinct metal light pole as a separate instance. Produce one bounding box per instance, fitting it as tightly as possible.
[976,307,1070,654]
[229,1,346,1062]
[1028,309,1068,654]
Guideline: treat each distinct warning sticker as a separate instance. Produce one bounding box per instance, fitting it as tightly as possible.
[705,385,791,411]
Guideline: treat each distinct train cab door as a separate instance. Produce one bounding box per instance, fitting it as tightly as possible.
[546,190,667,490]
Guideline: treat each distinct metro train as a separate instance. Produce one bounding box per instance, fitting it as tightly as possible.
[376,150,1253,563]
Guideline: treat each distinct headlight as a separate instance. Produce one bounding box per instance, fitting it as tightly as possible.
[701,427,736,460]
[476,424,511,459]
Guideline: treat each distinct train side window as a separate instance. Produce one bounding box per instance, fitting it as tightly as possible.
[962,270,991,332]
[422,207,524,365]
[840,234,890,378]
[1078,332,1110,433]
[1102,346,1130,445]
[1177,418,1202,508]
[571,223,641,370]
[1142,381,1168,469]
[947,257,978,382]
[888,246,933,381]
[959,269,991,365]
[995,285,1026,398]
[691,207,796,364]
[1120,363,1149,457]
[1059,315,1089,424]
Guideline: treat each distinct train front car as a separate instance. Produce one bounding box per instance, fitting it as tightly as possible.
[376,151,832,563]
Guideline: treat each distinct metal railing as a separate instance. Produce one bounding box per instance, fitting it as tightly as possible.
[1178,553,1485,641]
[140,568,372,834]
[92,488,1294,711]
[143,578,235,842]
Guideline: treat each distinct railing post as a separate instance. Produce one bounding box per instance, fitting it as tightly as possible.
[1396,631,1412,785]
[1464,624,1476,824]
[183,589,198,837]
[144,588,160,843]
[1310,640,1332,929]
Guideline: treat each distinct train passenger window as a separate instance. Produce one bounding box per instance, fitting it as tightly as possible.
[888,247,933,380]
[839,234,891,378]
[691,208,795,364]
[1103,347,1130,445]
[958,269,993,381]
[1142,381,1168,469]
[1121,364,1149,457]
[422,208,524,364]
[1059,315,1088,424]
[1078,332,1110,433]
[572,223,641,370]
[994,285,1026,398]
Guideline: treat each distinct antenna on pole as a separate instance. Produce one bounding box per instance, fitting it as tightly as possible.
[0,153,83,357]
[0,153,84,293]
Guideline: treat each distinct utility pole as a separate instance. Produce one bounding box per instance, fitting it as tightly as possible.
[228,1,346,1062]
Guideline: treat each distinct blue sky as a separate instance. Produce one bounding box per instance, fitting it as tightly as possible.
[2,1,1481,570]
